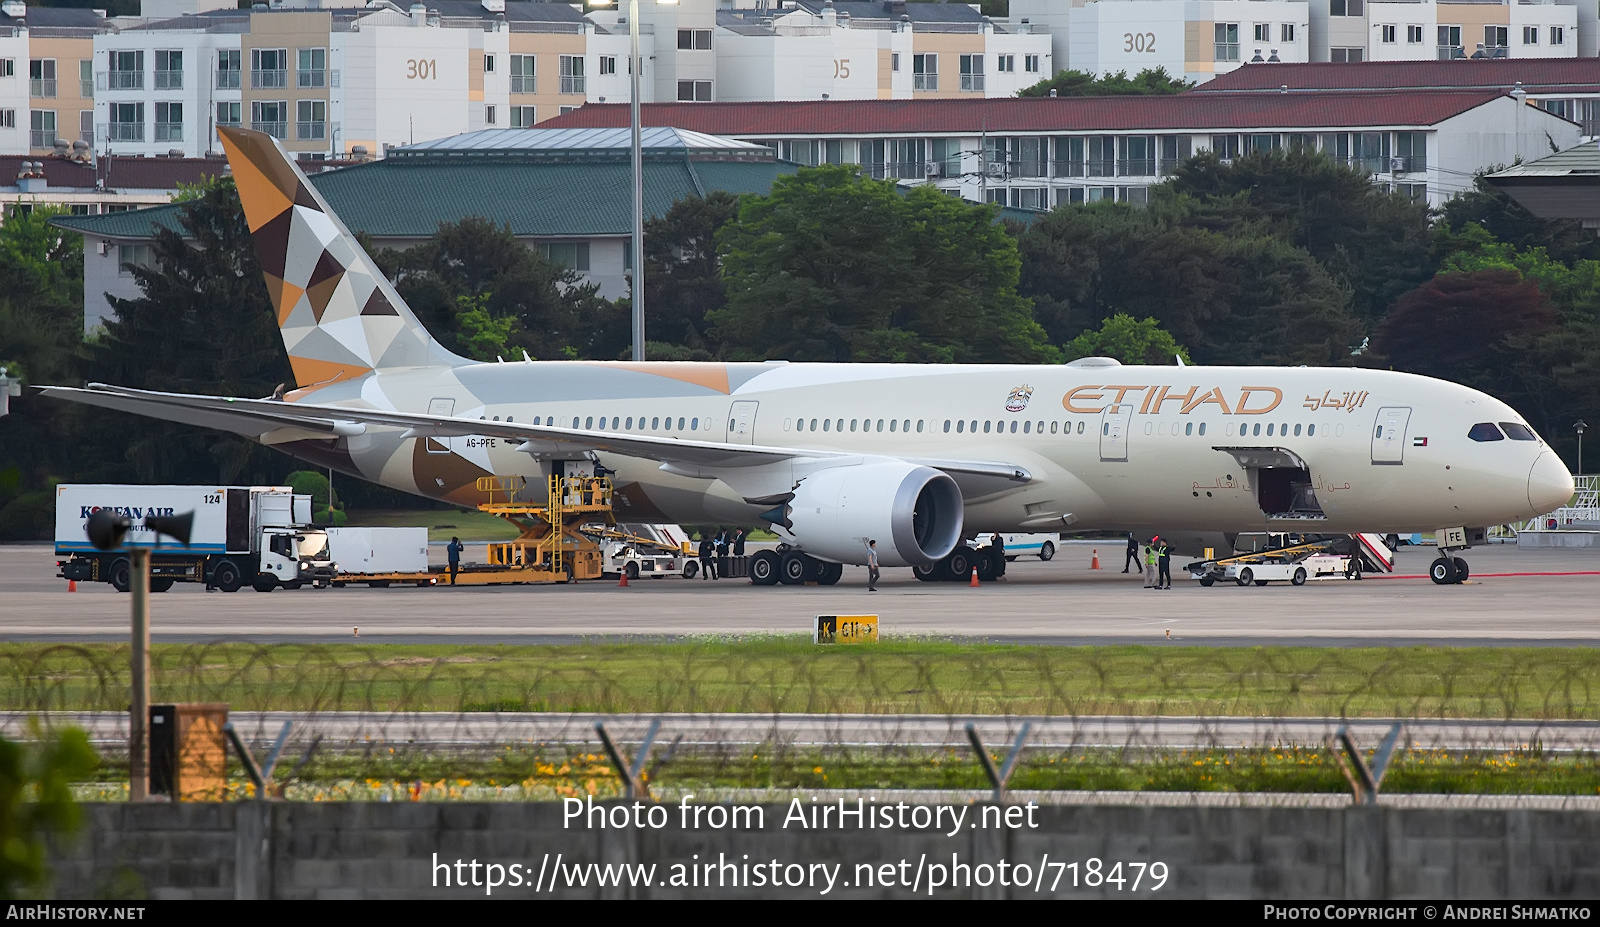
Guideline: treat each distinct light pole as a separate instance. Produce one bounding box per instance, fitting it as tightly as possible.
[1576,420,1587,477]
[592,0,677,362]
[86,508,193,802]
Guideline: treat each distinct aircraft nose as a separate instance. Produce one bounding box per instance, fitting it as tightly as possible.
[1527,452,1576,516]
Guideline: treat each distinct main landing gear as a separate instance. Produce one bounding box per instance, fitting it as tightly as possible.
[1429,555,1471,585]
[913,545,978,583]
[748,547,843,587]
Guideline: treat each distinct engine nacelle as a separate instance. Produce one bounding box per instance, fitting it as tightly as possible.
[776,462,964,567]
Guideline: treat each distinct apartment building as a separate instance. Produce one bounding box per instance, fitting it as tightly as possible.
[1065,0,1311,84]
[541,91,1581,208]
[0,2,99,156]
[715,0,1050,102]
[1309,0,1583,63]
[1199,58,1600,136]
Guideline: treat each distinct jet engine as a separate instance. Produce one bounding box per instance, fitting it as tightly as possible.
[773,462,964,567]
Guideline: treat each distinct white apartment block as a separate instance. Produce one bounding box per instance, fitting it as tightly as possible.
[715,0,1051,102]
[1010,0,1586,84]
[1312,0,1582,63]
[1066,0,1311,84]
[0,2,100,157]
[545,90,1581,209]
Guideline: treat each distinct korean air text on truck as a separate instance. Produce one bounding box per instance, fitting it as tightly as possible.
[55,484,337,593]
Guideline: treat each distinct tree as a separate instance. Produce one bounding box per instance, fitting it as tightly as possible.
[83,176,294,485]
[0,726,97,900]
[1439,174,1600,266]
[1018,67,1193,98]
[1374,269,1557,385]
[375,217,628,362]
[284,469,345,524]
[1159,148,1433,324]
[711,166,1056,363]
[1063,313,1190,366]
[642,191,739,356]
[1015,201,1362,366]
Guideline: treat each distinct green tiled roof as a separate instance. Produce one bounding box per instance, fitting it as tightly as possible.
[51,158,799,242]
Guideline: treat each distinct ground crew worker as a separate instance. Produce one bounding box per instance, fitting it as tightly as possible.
[867,539,880,592]
[1123,533,1139,573]
[1156,537,1172,589]
[446,536,463,585]
[990,533,1006,579]
[1144,538,1158,589]
[698,535,717,580]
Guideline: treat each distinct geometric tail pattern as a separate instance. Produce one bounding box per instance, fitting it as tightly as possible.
[218,127,456,391]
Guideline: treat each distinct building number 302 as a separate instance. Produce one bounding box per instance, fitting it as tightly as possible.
[406,59,437,80]
[1122,32,1156,53]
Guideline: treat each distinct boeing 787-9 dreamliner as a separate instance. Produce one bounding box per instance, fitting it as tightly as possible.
[41,128,1575,587]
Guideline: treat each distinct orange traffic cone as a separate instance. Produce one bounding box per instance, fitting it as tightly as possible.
[969,567,980,587]
[1091,549,1101,570]
[618,571,629,588]
[67,580,77,592]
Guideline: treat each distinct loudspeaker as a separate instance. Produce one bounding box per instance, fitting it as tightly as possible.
[85,509,131,551]
[143,511,194,547]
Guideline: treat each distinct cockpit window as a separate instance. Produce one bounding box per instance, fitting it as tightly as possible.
[1467,423,1505,442]
[1500,422,1538,442]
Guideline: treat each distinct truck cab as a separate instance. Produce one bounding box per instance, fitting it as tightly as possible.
[256,528,337,591]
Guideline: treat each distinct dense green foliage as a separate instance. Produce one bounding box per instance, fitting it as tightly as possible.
[0,727,97,899]
[1018,66,1195,98]
[712,166,1055,363]
[1063,314,1191,366]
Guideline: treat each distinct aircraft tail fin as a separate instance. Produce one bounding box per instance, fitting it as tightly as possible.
[217,126,462,392]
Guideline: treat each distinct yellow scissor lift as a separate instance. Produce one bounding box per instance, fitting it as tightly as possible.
[449,474,615,584]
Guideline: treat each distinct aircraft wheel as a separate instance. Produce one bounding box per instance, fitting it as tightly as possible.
[1291,567,1307,586]
[941,546,974,582]
[1038,542,1055,562]
[1237,567,1254,586]
[1452,557,1470,583]
[748,550,779,586]
[912,563,938,582]
[815,562,843,586]
[212,560,243,593]
[1429,557,1458,585]
[109,558,132,593]
[778,550,814,585]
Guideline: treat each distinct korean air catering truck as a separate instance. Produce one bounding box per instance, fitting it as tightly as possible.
[55,484,337,593]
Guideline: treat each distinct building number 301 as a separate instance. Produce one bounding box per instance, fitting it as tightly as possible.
[406,59,437,80]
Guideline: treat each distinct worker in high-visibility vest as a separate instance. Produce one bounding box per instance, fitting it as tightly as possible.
[1144,538,1158,589]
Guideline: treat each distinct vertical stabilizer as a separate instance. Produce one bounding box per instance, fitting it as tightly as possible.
[217,126,462,391]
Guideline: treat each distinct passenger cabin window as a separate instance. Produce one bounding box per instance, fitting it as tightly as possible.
[1468,423,1505,442]
[1501,422,1537,441]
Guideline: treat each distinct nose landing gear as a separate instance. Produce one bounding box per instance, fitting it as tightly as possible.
[1429,555,1471,585]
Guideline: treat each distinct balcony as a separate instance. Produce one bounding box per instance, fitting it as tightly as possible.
[216,70,241,90]
[252,119,287,139]
[99,70,144,91]
[154,122,183,142]
[560,75,585,94]
[1086,158,1114,178]
[80,79,92,98]
[154,69,182,90]
[1118,158,1156,177]
[913,74,937,91]
[1052,160,1085,178]
[252,69,287,89]
[298,69,325,89]
[102,122,145,142]
[960,74,984,92]
[29,129,55,148]
[29,78,55,97]
[510,75,536,94]
[297,120,326,141]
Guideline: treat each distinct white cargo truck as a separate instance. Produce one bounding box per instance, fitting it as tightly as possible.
[55,484,336,593]
[326,527,429,586]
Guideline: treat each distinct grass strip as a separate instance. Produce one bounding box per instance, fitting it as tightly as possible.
[6,640,1599,719]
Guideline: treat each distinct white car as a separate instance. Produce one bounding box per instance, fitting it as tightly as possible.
[1223,554,1358,586]
[990,533,1058,562]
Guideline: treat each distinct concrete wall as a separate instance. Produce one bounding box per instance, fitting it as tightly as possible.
[46,800,1600,900]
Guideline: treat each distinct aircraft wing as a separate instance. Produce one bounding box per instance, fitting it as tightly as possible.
[39,384,1031,486]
